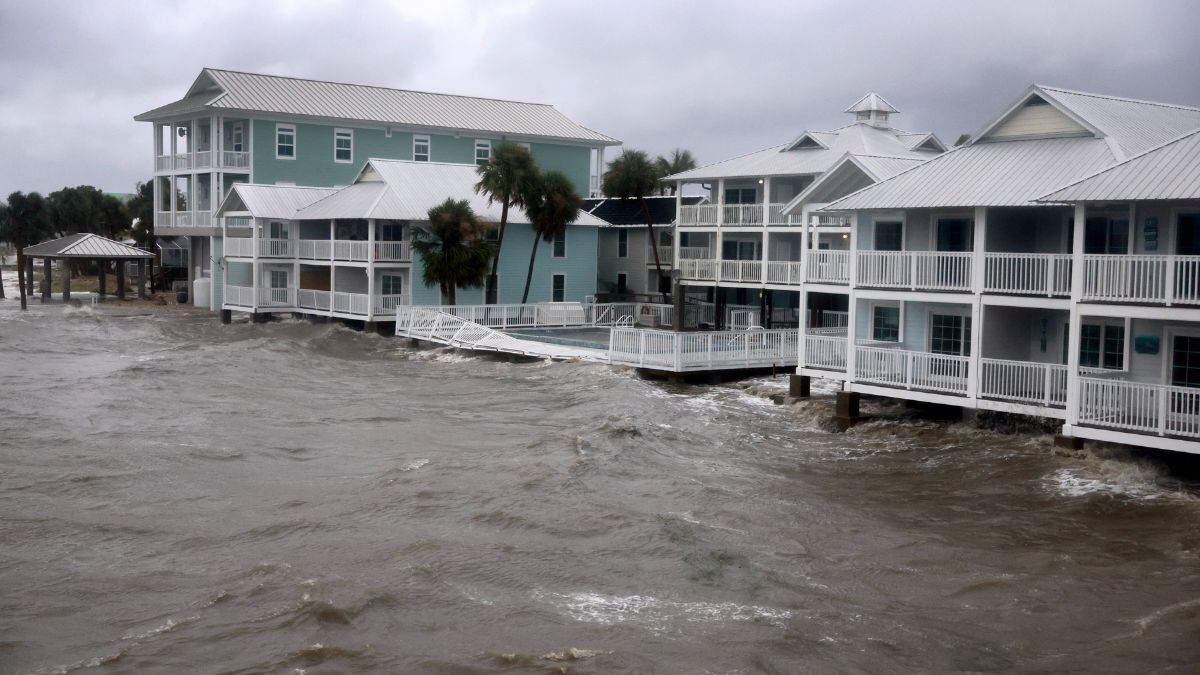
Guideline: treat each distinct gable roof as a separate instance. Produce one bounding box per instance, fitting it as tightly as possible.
[779,153,929,214]
[826,85,1200,210]
[583,196,705,227]
[216,184,339,219]
[136,68,619,146]
[845,92,899,114]
[1039,128,1200,203]
[292,159,609,226]
[665,122,943,182]
[24,233,154,259]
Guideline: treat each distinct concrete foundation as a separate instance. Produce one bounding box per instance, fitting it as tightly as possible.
[789,374,810,398]
[220,309,232,324]
[1054,434,1083,450]
[833,391,862,432]
[251,313,270,323]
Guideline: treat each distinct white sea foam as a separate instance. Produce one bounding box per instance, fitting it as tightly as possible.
[535,590,791,631]
[398,458,429,472]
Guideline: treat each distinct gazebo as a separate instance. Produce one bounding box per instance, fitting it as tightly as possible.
[21,233,155,302]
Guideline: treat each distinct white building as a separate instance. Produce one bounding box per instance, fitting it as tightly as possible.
[798,85,1200,455]
[664,93,945,330]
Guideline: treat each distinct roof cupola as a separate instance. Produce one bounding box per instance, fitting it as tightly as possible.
[845,92,899,128]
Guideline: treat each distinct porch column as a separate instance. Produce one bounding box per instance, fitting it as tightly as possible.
[251,222,260,312]
[972,207,987,294]
[367,219,376,318]
[1064,203,1087,430]
[845,212,859,381]
[116,260,126,300]
[797,289,808,367]
[25,256,34,295]
[799,204,811,281]
[62,266,71,301]
[716,179,725,227]
[41,257,51,302]
[137,259,147,299]
[968,300,982,398]
[97,259,107,301]
[673,184,682,270]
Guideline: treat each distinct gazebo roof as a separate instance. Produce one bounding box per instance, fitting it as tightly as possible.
[24,233,154,259]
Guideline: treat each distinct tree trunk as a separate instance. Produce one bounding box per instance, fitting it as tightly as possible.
[641,198,666,299]
[16,248,26,310]
[487,199,510,303]
[521,237,540,304]
[0,258,5,299]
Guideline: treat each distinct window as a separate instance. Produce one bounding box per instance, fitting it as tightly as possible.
[617,272,628,293]
[1177,213,1200,255]
[381,274,404,296]
[269,270,288,289]
[1080,323,1124,370]
[936,217,973,252]
[276,123,296,159]
[268,221,288,240]
[722,240,758,260]
[552,273,566,302]
[485,274,498,304]
[874,220,903,251]
[872,305,900,342]
[334,129,353,163]
[724,187,757,204]
[930,314,971,356]
[231,122,244,153]
[552,230,566,258]
[1172,334,1200,388]
[381,222,404,241]
[659,230,672,247]
[1084,215,1128,254]
[617,229,628,257]
[475,140,491,166]
[413,135,430,162]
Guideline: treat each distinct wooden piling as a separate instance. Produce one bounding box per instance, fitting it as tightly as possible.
[41,258,51,302]
[97,260,107,301]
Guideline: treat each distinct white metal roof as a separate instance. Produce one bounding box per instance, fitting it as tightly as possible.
[216,184,339,219]
[666,122,942,182]
[136,68,619,146]
[827,85,1200,210]
[844,92,899,114]
[293,159,609,226]
[1039,128,1200,203]
[24,233,154,258]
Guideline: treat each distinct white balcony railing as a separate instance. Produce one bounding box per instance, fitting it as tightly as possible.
[195,211,213,228]
[810,213,852,228]
[258,286,295,307]
[374,241,411,262]
[609,328,799,371]
[224,285,255,307]
[723,204,763,226]
[175,212,193,228]
[647,245,674,264]
[298,239,332,260]
[806,249,849,284]
[222,151,250,169]
[984,253,1072,296]
[155,212,170,227]
[804,334,847,371]
[223,237,254,257]
[678,204,717,226]
[680,259,718,281]
[333,240,370,262]
[173,153,192,171]
[979,358,1068,407]
[765,261,804,285]
[258,238,293,258]
[194,150,213,170]
[297,289,331,311]
[155,155,172,172]
[374,293,412,314]
[225,216,252,228]
[767,203,803,225]
[1079,378,1200,439]
[856,251,972,291]
[1082,255,1200,305]
[856,346,970,395]
[332,291,370,315]
[678,246,711,260]
[720,259,763,282]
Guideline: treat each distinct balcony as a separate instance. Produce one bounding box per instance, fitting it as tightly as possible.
[856,251,972,292]
[374,241,412,262]
[679,246,711,260]
[721,259,763,282]
[765,261,804,285]
[1082,254,1200,305]
[1078,377,1200,439]
[224,285,296,309]
[155,150,250,173]
[155,210,218,230]
[227,287,411,317]
[856,345,971,395]
[677,203,804,227]
[805,249,849,284]
[984,253,1071,297]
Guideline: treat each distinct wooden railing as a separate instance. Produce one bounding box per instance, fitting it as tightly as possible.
[804,335,847,371]
[678,204,717,226]
[765,261,804,285]
[984,253,1072,296]
[720,259,762,282]
[979,358,1068,407]
[258,238,293,258]
[647,245,674,264]
[856,346,970,394]
[1082,254,1200,305]
[258,286,295,307]
[223,237,255,257]
[225,216,252,228]
[224,285,255,307]
[332,291,370,315]
[723,204,763,226]
[856,251,972,291]
[374,294,412,313]
[298,239,332,260]
[609,328,798,371]
[767,203,803,225]
[678,246,711,260]
[297,289,331,311]
[810,214,851,228]
[1078,378,1200,438]
[333,240,370,261]
[194,150,213,169]
[680,259,719,281]
[374,241,411,261]
[805,249,849,284]
[222,151,250,169]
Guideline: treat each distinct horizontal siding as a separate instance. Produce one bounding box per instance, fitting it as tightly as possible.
[988,103,1086,139]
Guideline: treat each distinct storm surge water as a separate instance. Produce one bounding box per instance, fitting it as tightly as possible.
[2,303,1199,674]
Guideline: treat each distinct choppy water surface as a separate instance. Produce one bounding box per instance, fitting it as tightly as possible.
[1,301,1199,674]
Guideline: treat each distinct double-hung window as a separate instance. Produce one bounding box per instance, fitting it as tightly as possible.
[552,273,566,302]
[1079,323,1124,370]
[276,124,296,159]
[475,140,491,166]
[552,230,566,258]
[930,313,971,356]
[334,129,353,163]
[872,305,900,342]
[617,229,628,258]
[381,274,404,296]
[1083,215,1129,254]
[413,135,430,162]
[231,122,244,153]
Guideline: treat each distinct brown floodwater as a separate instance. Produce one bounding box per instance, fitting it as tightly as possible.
[1,298,1199,674]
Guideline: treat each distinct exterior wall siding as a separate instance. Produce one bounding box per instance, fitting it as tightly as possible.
[597,228,655,294]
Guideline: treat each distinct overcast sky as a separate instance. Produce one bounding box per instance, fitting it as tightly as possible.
[2,0,1198,197]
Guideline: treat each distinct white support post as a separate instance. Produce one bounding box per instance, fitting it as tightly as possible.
[367,219,376,317]
[800,204,811,281]
[968,299,982,400]
[846,212,859,381]
[716,179,725,227]
[673,184,682,270]
[797,289,808,368]
[973,207,987,294]
[1064,203,1087,431]
[329,219,336,311]
[762,176,771,226]
[250,219,260,312]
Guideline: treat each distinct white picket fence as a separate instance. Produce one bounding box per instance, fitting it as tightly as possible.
[984,253,1072,296]
[856,251,972,291]
[1082,255,1200,305]
[609,328,798,371]
[979,358,1068,407]
[855,345,970,394]
[1078,378,1200,438]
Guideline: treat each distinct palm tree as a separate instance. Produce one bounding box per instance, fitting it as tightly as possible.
[2,192,51,310]
[410,198,493,305]
[603,149,667,284]
[654,149,697,195]
[521,171,582,303]
[474,142,537,303]
[0,203,8,299]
